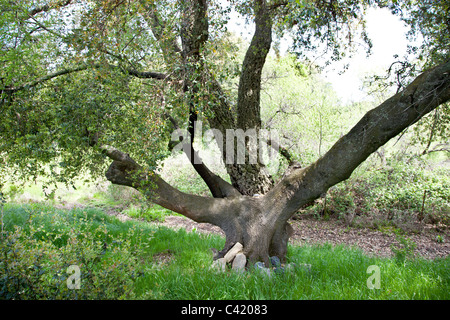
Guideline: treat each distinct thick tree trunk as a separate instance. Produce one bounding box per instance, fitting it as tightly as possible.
[104,60,450,264]
[211,197,290,264]
[222,1,275,196]
[226,163,274,196]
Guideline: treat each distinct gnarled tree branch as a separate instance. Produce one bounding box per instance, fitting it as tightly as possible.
[164,113,241,198]
[101,144,237,224]
[264,59,450,225]
[236,0,273,130]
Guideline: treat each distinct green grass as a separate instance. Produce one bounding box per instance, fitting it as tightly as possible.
[134,242,449,300]
[1,203,449,300]
[122,204,174,222]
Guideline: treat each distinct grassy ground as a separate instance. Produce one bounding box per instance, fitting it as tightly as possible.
[1,153,449,300]
[1,203,448,300]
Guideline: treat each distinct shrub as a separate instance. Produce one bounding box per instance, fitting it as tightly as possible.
[0,205,149,299]
[390,230,417,263]
[303,159,450,230]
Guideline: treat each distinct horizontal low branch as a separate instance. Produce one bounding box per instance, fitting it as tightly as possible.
[1,63,168,93]
[125,68,168,80]
[100,144,235,224]
[2,65,89,93]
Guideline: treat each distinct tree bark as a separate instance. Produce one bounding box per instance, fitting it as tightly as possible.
[225,1,275,195]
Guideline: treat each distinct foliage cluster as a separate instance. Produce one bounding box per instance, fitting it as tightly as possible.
[390,0,450,68]
[122,204,173,223]
[304,158,450,231]
[1,0,448,186]
[390,229,418,263]
[260,54,366,169]
[0,203,152,299]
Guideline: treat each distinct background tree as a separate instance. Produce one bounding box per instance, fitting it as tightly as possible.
[1,0,449,264]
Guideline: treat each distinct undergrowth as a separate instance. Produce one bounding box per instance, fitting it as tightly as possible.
[1,203,448,300]
[301,160,450,232]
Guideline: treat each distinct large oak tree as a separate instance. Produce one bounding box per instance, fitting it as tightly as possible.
[1,0,449,264]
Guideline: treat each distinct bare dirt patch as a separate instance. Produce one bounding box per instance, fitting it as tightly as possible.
[289,217,449,259]
[151,250,175,267]
[151,215,449,260]
[152,215,225,236]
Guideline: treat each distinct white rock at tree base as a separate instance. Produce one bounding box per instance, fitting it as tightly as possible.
[223,242,243,263]
[232,253,247,273]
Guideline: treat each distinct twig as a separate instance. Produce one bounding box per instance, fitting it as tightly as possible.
[418,190,428,222]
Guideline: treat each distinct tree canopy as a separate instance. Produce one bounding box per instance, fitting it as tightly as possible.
[0,0,443,183]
